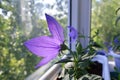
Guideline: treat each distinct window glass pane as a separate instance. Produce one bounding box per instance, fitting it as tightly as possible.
[91,0,120,50]
[0,0,68,79]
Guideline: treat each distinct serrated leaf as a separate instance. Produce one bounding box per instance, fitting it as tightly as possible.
[79,74,102,80]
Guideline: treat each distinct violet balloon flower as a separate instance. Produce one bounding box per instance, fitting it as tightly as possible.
[68,26,78,41]
[24,14,67,68]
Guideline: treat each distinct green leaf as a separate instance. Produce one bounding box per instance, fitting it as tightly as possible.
[114,66,118,72]
[115,16,120,26]
[92,42,102,48]
[76,42,83,55]
[68,68,74,76]
[80,74,102,80]
[118,73,120,80]
[56,59,73,64]
[116,7,120,15]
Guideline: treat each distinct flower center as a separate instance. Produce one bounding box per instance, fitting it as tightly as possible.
[60,43,68,51]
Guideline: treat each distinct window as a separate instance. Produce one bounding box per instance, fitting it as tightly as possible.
[0,0,92,80]
[91,0,120,47]
[0,0,68,80]
[69,0,91,49]
[91,1,120,78]
[39,0,91,80]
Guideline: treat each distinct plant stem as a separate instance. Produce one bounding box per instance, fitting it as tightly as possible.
[67,48,78,80]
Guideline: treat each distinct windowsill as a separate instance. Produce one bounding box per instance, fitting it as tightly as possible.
[25,62,53,80]
[25,54,69,80]
[26,55,111,80]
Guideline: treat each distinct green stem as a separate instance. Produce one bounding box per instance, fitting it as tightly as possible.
[67,48,78,80]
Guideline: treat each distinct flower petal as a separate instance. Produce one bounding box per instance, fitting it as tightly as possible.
[96,50,106,56]
[114,36,120,45]
[24,36,60,57]
[45,14,64,43]
[68,26,78,41]
[35,54,57,68]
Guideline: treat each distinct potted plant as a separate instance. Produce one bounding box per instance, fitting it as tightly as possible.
[24,14,110,80]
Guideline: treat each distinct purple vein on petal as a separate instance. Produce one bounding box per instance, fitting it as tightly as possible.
[24,43,60,57]
[45,14,64,43]
[25,36,61,47]
[24,36,61,57]
[25,42,60,49]
[24,14,65,68]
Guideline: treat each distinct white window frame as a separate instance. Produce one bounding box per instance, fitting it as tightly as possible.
[25,0,91,80]
[69,0,91,50]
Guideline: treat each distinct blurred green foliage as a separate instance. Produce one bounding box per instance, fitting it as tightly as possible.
[0,0,68,80]
[0,1,39,80]
[91,0,120,48]
[4,0,120,79]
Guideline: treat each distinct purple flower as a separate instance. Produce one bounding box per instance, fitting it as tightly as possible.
[24,14,65,68]
[114,36,120,44]
[68,26,78,41]
[96,50,106,56]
